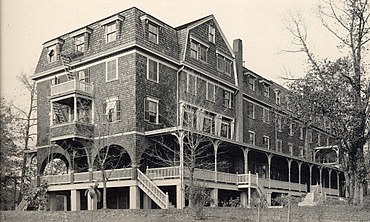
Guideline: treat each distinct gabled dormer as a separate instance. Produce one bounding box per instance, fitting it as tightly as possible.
[177,15,238,87]
[99,14,125,43]
[68,27,92,56]
[43,38,64,64]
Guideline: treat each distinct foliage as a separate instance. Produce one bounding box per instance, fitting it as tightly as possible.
[286,0,370,205]
[23,181,48,210]
[185,184,213,220]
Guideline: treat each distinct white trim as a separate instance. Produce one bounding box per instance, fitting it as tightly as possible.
[140,15,164,28]
[100,14,124,26]
[105,58,118,82]
[208,25,215,43]
[248,130,256,146]
[144,127,178,136]
[145,97,159,124]
[288,143,294,155]
[70,27,92,38]
[190,35,210,48]
[206,81,215,102]
[43,38,64,47]
[262,107,270,123]
[147,58,159,83]
[263,135,270,149]
[93,131,145,140]
[216,49,234,60]
[276,139,283,152]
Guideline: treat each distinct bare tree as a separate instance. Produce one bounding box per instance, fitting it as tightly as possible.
[286,0,370,204]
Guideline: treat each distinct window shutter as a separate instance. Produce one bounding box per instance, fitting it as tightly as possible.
[116,100,121,120]
[103,101,107,116]
[144,99,149,121]
[85,68,90,83]
[231,93,234,108]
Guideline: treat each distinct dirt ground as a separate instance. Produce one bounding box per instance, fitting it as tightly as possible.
[1,205,370,222]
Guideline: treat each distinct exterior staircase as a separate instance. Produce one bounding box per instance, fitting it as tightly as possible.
[15,197,28,211]
[137,169,171,209]
[59,53,75,80]
[52,103,69,124]
[298,185,325,206]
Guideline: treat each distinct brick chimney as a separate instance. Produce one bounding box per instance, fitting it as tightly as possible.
[233,39,244,142]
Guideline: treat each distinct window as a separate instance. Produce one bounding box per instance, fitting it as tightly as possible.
[206,82,215,102]
[183,106,196,129]
[217,54,232,75]
[248,131,255,145]
[286,97,292,111]
[326,137,330,146]
[275,90,281,105]
[299,146,304,157]
[208,25,215,43]
[263,108,270,123]
[276,140,282,152]
[144,98,159,124]
[51,76,60,85]
[276,116,282,132]
[308,130,313,143]
[203,115,214,134]
[78,70,90,83]
[289,123,294,136]
[288,143,293,155]
[317,133,321,146]
[248,76,256,91]
[223,90,234,108]
[105,22,117,43]
[247,102,255,119]
[47,45,57,63]
[190,40,207,62]
[299,127,304,140]
[147,59,159,82]
[148,22,159,44]
[220,120,231,139]
[103,97,121,122]
[74,34,85,52]
[106,59,117,82]
[262,84,270,97]
[186,73,197,95]
[263,136,270,149]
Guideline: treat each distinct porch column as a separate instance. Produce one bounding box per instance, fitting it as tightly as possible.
[267,154,272,188]
[176,184,184,209]
[328,169,332,195]
[298,162,302,192]
[248,171,251,207]
[71,190,80,211]
[213,140,220,182]
[309,165,313,187]
[175,131,185,209]
[50,102,54,126]
[337,172,340,196]
[63,195,68,211]
[243,148,249,174]
[266,192,272,206]
[319,167,323,186]
[129,184,140,209]
[73,95,77,121]
[240,191,248,207]
[287,159,292,191]
[210,188,218,207]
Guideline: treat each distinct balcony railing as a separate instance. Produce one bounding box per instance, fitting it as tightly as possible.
[50,121,94,140]
[51,79,92,96]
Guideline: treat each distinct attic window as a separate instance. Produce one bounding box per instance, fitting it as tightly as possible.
[148,22,159,44]
[47,45,57,63]
[100,14,124,43]
[208,26,215,43]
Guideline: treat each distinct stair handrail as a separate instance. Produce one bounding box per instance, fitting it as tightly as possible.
[137,169,169,209]
[15,197,28,211]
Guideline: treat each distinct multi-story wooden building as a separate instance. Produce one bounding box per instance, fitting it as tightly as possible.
[30,7,345,211]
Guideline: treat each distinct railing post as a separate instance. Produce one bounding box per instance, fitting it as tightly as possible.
[248,171,251,207]
[165,192,169,209]
[236,172,238,185]
[256,173,259,186]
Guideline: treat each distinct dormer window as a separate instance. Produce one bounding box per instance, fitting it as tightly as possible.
[248,75,256,91]
[263,84,270,97]
[217,51,233,75]
[100,14,124,44]
[190,39,208,62]
[74,34,85,52]
[208,25,215,43]
[106,22,117,43]
[47,45,57,63]
[148,22,159,44]
[275,90,281,105]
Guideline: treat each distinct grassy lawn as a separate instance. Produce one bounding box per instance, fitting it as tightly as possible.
[1,205,369,222]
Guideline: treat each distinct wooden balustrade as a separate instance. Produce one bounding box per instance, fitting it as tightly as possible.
[51,79,92,96]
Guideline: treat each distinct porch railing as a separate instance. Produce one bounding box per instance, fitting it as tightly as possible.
[146,166,180,179]
[51,79,92,96]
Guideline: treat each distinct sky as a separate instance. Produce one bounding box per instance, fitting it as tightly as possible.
[1,0,342,109]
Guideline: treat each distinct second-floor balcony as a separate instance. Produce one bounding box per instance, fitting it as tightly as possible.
[51,79,93,97]
[50,121,94,141]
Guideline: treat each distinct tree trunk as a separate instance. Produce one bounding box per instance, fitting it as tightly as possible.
[102,170,107,209]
